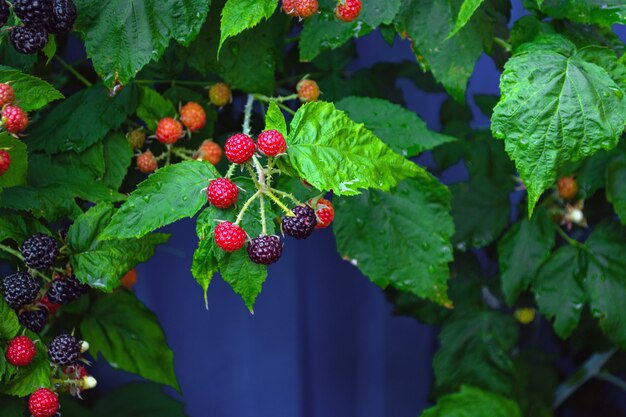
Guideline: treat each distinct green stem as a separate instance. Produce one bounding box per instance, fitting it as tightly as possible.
[245,164,264,188]
[265,190,295,217]
[134,79,208,86]
[0,243,23,260]
[235,190,261,225]
[493,36,512,53]
[225,163,237,179]
[165,145,172,166]
[54,56,92,87]
[597,372,626,393]
[252,155,266,187]
[275,101,296,115]
[254,93,299,103]
[243,94,255,136]
[171,147,195,161]
[556,226,587,251]
[259,194,267,235]
[269,187,301,205]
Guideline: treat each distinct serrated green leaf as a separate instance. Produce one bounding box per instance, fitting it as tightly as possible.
[0,66,63,111]
[136,87,176,131]
[219,0,277,52]
[448,0,485,39]
[0,213,48,245]
[336,97,455,157]
[491,35,626,214]
[606,155,626,224]
[535,0,626,26]
[102,161,220,240]
[0,299,19,340]
[283,101,418,195]
[420,385,522,417]
[74,0,210,87]
[80,291,179,389]
[0,342,51,397]
[334,173,454,305]
[533,246,586,339]
[102,132,133,190]
[299,12,371,62]
[27,83,139,153]
[0,185,83,221]
[498,208,555,305]
[265,101,287,137]
[0,133,27,189]
[219,250,267,312]
[42,35,56,62]
[191,238,218,307]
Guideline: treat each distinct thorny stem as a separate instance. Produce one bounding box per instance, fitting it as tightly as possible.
[493,36,512,53]
[274,101,296,115]
[55,56,93,87]
[245,164,264,189]
[254,93,299,103]
[170,147,195,161]
[165,145,172,166]
[243,94,255,136]
[265,190,295,217]
[270,187,301,205]
[225,163,237,179]
[235,190,261,225]
[252,155,266,187]
[259,194,267,235]
[0,243,23,260]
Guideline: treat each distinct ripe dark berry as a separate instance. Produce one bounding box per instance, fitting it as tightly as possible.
[28,388,59,417]
[9,26,49,54]
[46,276,87,305]
[335,0,361,22]
[155,117,183,145]
[197,140,222,165]
[180,101,206,132]
[209,83,232,107]
[19,308,49,333]
[248,235,283,265]
[214,222,247,252]
[2,271,39,309]
[225,133,255,164]
[12,0,53,27]
[0,0,9,27]
[6,335,36,366]
[127,128,146,149]
[21,233,59,270]
[558,176,578,200]
[48,333,80,366]
[2,105,29,134]
[207,178,239,209]
[282,205,317,239]
[309,197,335,229]
[297,79,320,102]
[137,150,157,173]
[0,149,10,176]
[257,130,287,157]
[45,0,77,35]
[0,83,15,108]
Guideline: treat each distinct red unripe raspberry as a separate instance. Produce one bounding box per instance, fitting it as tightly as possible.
[137,150,157,173]
[257,130,287,157]
[225,133,255,164]
[0,149,10,176]
[294,0,318,18]
[28,388,59,417]
[309,197,335,229]
[209,83,232,107]
[297,79,320,102]
[0,83,15,107]
[335,0,361,22]
[282,0,297,15]
[155,117,183,144]
[38,296,60,315]
[180,102,206,132]
[207,178,239,209]
[6,335,36,366]
[214,221,247,252]
[120,269,138,289]
[198,140,222,165]
[2,105,28,134]
[558,176,578,200]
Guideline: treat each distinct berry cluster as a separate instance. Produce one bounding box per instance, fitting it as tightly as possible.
[3,0,77,55]
[0,82,29,138]
[281,0,362,22]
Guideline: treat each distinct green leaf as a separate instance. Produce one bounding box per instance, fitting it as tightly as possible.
[136,87,177,131]
[0,213,48,245]
[448,0,485,39]
[27,83,139,153]
[606,155,626,224]
[283,101,418,195]
[0,133,27,189]
[102,161,220,240]
[0,185,83,221]
[0,342,51,397]
[334,173,454,305]
[336,96,455,157]
[219,0,277,52]
[80,291,179,389]
[265,101,287,137]
[42,35,56,62]
[191,237,218,307]
[491,35,626,214]
[535,0,626,26]
[0,66,63,111]
[102,132,133,190]
[0,394,24,417]
[434,311,519,396]
[533,246,586,339]
[498,208,555,305]
[0,299,19,340]
[219,250,268,312]
[74,0,210,87]
[420,385,522,417]
[69,203,170,291]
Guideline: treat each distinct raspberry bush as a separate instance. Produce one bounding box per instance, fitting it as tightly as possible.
[1,0,626,416]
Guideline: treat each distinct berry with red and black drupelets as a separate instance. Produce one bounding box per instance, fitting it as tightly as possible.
[46,275,87,305]
[2,271,40,309]
[225,133,255,164]
[12,0,52,26]
[282,205,317,239]
[207,178,239,209]
[0,83,15,107]
[180,101,206,133]
[197,140,222,165]
[0,149,11,176]
[2,104,29,134]
[155,117,183,145]
[19,307,49,333]
[248,235,283,265]
[48,333,81,366]
[21,233,59,270]
[137,150,157,173]
[127,128,146,149]
[297,79,320,102]
[5,335,36,366]
[45,0,77,35]
[9,26,49,54]
[28,388,59,417]
[214,222,247,252]
[335,0,361,22]
[0,0,9,27]
[257,130,287,157]
[309,197,335,229]
[209,82,232,107]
